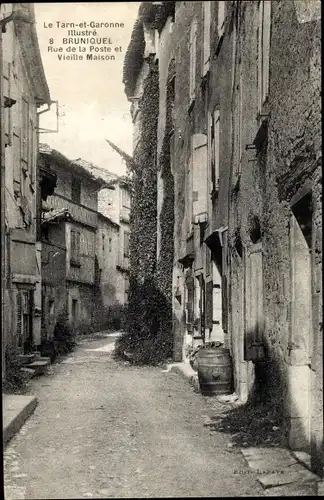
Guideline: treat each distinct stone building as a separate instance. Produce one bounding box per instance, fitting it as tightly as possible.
[1,4,51,366]
[124,1,322,473]
[38,144,108,337]
[38,148,131,338]
[74,159,131,307]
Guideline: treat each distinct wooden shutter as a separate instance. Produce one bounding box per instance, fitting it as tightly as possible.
[29,116,35,184]
[213,110,220,190]
[262,0,271,104]
[202,1,211,76]
[3,62,12,146]
[71,178,81,204]
[244,242,264,360]
[71,229,80,264]
[206,280,213,330]
[257,1,263,115]
[192,133,208,223]
[218,1,225,38]
[16,290,22,348]
[21,96,29,168]
[189,20,197,100]
[186,276,194,333]
[13,131,21,195]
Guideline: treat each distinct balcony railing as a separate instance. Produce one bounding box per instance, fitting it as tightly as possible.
[47,194,98,228]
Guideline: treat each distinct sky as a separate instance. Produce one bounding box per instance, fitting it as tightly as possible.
[34,2,140,175]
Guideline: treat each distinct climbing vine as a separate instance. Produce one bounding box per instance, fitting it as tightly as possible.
[116,6,176,365]
[155,61,176,355]
[116,63,166,364]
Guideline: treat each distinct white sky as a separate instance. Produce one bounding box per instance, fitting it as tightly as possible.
[34,2,140,175]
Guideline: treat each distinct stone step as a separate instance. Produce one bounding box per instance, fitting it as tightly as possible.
[20,367,37,379]
[25,359,50,375]
[17,354,36,366]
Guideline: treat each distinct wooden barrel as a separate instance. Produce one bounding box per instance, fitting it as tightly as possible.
[197,347,233,396]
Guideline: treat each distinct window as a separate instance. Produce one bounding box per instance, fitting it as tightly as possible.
[108,237,112,253]
[210,109,220,192]
[189,19,197,102]
[29,118,35,184]
[206,246,211,276]
[257,0,271,116]
[71,177,81,204]
[3,61,12,147]
[48,299,55,317]
[121,188,131,209]
[192,134,208,224]
[102,234,105,253]
[21,96,29,174]
[123,231,130,258]
[72,299,78,323]
[202,1,211,76]
[70,229,81,265]
[125,277,129,302]
[236,59,243,174]
[218,1,225,39]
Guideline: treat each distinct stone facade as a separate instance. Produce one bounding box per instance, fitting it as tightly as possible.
[1,3,51,365]
[125,1,322,474]
[39,145,106,336]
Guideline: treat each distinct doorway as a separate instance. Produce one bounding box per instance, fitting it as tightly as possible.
[71,299,78,326]
[16,288,34,353]
[288,192,313,451]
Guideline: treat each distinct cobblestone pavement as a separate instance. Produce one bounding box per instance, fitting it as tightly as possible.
[4,332,264,498]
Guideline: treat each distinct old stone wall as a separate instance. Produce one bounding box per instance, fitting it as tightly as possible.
[225,0,322,466]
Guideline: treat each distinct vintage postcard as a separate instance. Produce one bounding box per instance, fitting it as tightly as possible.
[1,2,322,498]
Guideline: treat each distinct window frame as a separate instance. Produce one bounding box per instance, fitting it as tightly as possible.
[189,18,198,104]
[257,0,271,119]
[71,177,81,204]
[70,228,81,266]
[202,1,211,77]
[210,108,220,194]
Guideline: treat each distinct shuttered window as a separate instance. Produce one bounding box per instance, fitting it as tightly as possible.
[71,229,81,265]
[257,0,271,115]
[185,276,194,333]
[235,59,243,175]
[3,61,12,146]
[189,19,197,101]
[21,96,29,170]
[218,1,225,38]
[211,109,220,191]
[16,291,22,348]
[206,280,213,330]
[121,188,131,209]
[202,1,211,76]
[13,131,21,196]
[192,133,208,224]
[29,117,35,184]
[71,177,81,204]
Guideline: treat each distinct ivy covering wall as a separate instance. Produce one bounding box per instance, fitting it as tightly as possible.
[116,3,176,365]
[116,63,172,364]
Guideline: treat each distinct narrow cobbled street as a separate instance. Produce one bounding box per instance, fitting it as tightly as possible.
[4,332,263,499]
